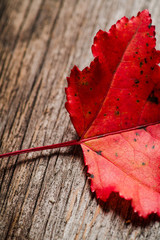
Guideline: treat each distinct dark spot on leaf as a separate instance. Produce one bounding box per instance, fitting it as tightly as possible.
[140,62,143,67]
[152,145,155,149]
[115,152,118,157]
[117,98,119,101]
[146,43,149,46]
[87,149,90,152]
[134,79,139,84]
[136,100,140,103]
[147,32,152,37]
[116,106,119,109]
[144,58,147,63]
[135,51,138,54]
[151,67,154,70]
[138,126,147,131]
[90,88,92,90]
[146,80,149,84]
[145,144,148,148]
[104,113,107,116]
[140,70,143,75]
[148,23,152,29]
[136,132,140,136]
[96,151,102,155]
[82,81,89,86]
[134,138,137,142]
[150,56,152,59]
[147,90,159,104]
[75,93,77,96]
[115,110,120,116]
[142,162,146,166]
[87,173,94,178]
[88,111,91,114]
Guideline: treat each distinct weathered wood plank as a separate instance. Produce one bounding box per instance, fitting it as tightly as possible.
[0,0,160,239]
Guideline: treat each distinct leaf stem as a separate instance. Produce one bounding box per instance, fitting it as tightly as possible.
[0,140,80,158]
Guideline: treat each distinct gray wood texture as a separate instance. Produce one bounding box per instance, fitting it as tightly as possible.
[0,0,160,239]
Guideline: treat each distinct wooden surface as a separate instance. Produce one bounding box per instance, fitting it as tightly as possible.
[0,0,160,239]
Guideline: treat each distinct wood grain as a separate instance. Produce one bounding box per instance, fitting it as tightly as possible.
[0,0,160,239]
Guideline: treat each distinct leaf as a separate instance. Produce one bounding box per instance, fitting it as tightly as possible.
[66,10,160,217]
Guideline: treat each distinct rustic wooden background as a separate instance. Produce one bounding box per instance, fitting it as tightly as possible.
[0,0,160,239]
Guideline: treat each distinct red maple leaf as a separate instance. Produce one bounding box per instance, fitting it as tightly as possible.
[1,10,160,218]
[66,10,160,217]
